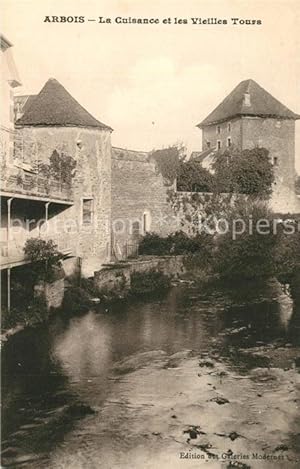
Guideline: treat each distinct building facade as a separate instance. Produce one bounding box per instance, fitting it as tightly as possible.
[1,71,113,309]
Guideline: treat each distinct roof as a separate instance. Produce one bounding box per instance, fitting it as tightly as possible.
[0,34,12,51]
[190,147,216,164]
[14,95,37,116]
[198,79,300,127]
[16,78,112,130]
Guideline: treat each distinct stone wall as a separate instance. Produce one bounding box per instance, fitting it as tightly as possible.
[94,255,186,294]
[202,117,241,151]
[241,117,300,213]
[12,126,112,276]
[111,147,178,259]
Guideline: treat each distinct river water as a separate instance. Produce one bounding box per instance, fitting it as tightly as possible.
[2,279,300,468]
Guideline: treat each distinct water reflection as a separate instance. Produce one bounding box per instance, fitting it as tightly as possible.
[1,278,299,467]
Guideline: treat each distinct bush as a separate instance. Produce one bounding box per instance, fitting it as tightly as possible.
[275,228,300,282]
[1,296,48,332]
[130,270,171,295]
[177,161,215,192]
[212,147,274,197]
[62,286,92,314]
[214,202,278,281]
[139,231,214,262]
[139,232,171,255]
[24,238,64,282]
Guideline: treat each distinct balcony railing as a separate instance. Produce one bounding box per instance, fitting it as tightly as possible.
[0,234,77,269]
[1,165,74,202]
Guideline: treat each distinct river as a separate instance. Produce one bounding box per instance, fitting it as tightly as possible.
[2,279,300,468]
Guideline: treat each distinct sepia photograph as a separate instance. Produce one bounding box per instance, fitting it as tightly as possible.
[1,0,300,467]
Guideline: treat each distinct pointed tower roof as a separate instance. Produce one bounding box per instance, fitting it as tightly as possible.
[198,79,300,127]
[16,78,112,130]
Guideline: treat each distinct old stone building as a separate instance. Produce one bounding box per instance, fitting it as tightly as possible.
[1,74,113,310]
[194,79,300,213]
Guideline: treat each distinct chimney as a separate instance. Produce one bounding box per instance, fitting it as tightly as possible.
[243,92,251,107]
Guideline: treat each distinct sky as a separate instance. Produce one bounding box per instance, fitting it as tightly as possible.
[2,0,300,170]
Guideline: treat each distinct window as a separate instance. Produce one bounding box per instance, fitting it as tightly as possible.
[217,140,221,150]
[227,137,231,147]
[82,198,93,225]
[273,157,279,166]
[143,211,151,234]
[217,125,221,134]
[228,122,231,132]
[206,141,211,149]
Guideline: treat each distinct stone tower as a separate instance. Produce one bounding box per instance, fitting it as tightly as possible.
[15,78,113,276]
[196,79,300,213]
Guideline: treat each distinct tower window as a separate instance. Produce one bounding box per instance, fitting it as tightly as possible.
[143,211,151,233]
[82,198,94,225]
[206,141,211,149]
[217,140,221,150]
[216,125,221,134]
[273,157,279,166]
[228,122,231,132]
[227,137,231,147]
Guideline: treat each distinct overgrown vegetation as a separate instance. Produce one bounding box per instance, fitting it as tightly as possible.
[62,285,92,315]
[34,150,77,185]
[2,296,49,332]
[214,202,278,281]
[151,144,275,199]
[23,238,64,282]
[139,231,214,265]
[130,270,171,295]
[138,204,300,284]
[149,145,183,186]
[177,160,215,192]
[212,147,275,198]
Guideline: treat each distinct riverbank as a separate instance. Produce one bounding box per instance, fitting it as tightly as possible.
[1,255,188,344]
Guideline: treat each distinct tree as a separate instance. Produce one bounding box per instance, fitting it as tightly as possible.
[24,238,64,282]
[214,201,278,281]
[149,145,184,186]
[213,147,275,198]
[177,160,215,192]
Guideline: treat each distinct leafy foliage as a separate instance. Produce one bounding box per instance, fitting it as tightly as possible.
[150,145,184,186]
[139,230,214,267]
[62,286,92,314]
[23,238,64,282]
[212,147,274,197]
[130,270,171,295]
[1,296,49,332]
[213,202,278,280]
[275,227,300,282]
[177,160,215,192]
[33,150,76,185]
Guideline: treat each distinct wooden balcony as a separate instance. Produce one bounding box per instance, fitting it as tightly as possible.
[0,234,77,270]
[1,165,74,204]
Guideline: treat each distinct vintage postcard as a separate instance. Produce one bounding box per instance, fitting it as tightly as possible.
[1,0,300,468]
